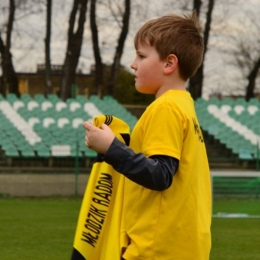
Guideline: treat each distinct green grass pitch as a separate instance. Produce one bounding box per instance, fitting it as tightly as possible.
[0,197,259,260]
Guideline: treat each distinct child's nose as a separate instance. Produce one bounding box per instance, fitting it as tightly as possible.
[130,60,137,70]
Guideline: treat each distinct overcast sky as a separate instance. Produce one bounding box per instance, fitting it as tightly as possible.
[1,0,260,98]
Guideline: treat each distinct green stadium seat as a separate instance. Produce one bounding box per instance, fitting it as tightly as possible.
[200,116,220,132]
[208,97,221,106]
[83,102,102,118]
[47,94,60,104]
[221,97,234,106]
[42,136,56,146]
[82,146,97,158]
[43,117,56,128]
[207,124,220,135]
[57,117,70,128]
[27,100,40,111]
[20,93,32,104]
[13,100,25,111]
[34,94,46,103]
[247,105,258,115]
[0,130,6,138]
[33,123,46,133]
[89,95,101,102]
[56,107,70,118]
[248,98,260,107]
[4,146,19,157]
[35,146,51,157]
[41,100,54,111]
[71,118,84,129]
[6,93,18,104]
[68,100,82,112]
[28,117,41,127]
[51,144,71,157]
[238,149,253,160]
[220,104,232,114]
[55,101,68,112]
[76,95,88,104]
[233,105,246,115]
[0,131,12,144]
[31,107,43,118]
[1,141,16,151]
[235,97,248,106]
[21,147,36,157]
[70,147,83,157]
[17,107,31,120]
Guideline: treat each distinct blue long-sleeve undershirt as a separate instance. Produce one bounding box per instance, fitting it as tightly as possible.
[103,138,179,191]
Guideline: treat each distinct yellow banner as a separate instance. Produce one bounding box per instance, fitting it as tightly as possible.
[71,115,130,260]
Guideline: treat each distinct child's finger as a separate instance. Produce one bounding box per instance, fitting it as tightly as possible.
[100,123,110,130]
[82,121,93,130]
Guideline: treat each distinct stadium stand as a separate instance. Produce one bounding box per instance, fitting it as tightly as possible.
[196,97,260,169]
[1,94,259,170]
[0,94,138,167]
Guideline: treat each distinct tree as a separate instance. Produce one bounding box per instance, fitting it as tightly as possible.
[60,0,88,101]
[231,10,260,101]
[90,0,103,96]
[188,0,215,100]
[89,0,131,97]
[0,0,19,96]
[233,40,260,100]
[107,0,130,96]
[246,57,260,100]
[193,0,202,17]
[44,0,52,96]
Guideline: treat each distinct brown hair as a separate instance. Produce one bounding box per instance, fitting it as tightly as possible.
[134,12,204,80]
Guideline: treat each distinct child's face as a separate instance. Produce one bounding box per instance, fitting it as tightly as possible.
[130,42,165,95]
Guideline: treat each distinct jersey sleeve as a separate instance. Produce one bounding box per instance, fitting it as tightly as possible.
[141,103,184,160]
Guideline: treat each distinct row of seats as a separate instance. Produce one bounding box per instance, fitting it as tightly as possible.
[0,93,138,158]
[196,96,260,106]
[1,93,259,161]
[196,97,260,160]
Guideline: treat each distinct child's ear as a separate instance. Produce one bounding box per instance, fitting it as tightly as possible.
[164,54,178,75]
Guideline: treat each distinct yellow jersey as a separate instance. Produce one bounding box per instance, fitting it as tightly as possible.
[122,90,211,260]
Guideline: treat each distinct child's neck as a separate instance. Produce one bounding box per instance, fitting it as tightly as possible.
[155,79,186,99]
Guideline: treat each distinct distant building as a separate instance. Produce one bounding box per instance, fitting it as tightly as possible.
[15,64,94,98]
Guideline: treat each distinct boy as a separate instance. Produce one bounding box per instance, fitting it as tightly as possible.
[83,12,211,260]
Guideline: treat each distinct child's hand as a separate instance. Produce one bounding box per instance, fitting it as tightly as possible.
[83,121,115,155]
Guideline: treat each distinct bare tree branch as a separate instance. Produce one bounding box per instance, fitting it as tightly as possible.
[189,0,215,100]
[90,0,103,96]
[0,0,19,95]
[60,0,88,100]
[107,0,130,96]
[45,0,52,96]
